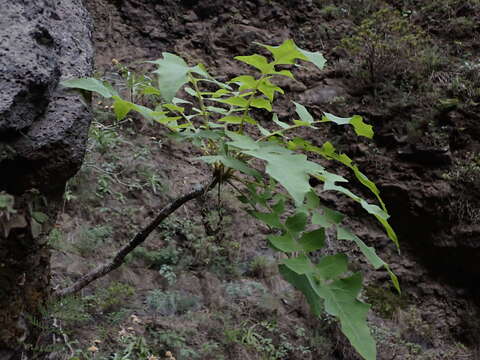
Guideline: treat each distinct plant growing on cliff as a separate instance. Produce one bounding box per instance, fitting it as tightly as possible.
[61,39,399,360]
[340,7,429,93]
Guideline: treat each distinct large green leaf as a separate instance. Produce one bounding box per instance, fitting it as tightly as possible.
[234,54,274,74]
[225,131,260,151]
[251,97,272,111]
[297,47,327,70]
[299,228,325,252]
[314,274,376,360]
[216,96,249,107]
[61,78,117,98]
[285,212,308,234]
[257,152,322,205]
[322,180,398,248]
[258,78,284,101]
[319,141,386,211]
[225,132,324,204]
[249,210,282,229]
[279,266,376,360]
[268,233,301,252]
[272,113,290,129]
[258,39,327,70]
[316,254,348,280]
[337,226,400,293]
[279,266,323,316]
[229,75,258,91]
[112,96,136,120]
[151,53,191,102]
[293,102,314,124]
[322,113,373,138]
[111,96,166,123]
[259,39,304,65]
[282,255,314,274]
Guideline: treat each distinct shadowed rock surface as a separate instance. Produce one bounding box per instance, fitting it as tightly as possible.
[0,0,93,194]
[0,0,93,358]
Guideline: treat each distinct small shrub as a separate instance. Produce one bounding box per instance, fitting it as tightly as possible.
[340,6,430,94]
[131,245,180,269]
[150,330,199,360]
[249,255,275,278]
[92,282,135,313]
[146,290,201,316]
[224,280,267,300]
[73,225,113,257]
[364,285,407,319]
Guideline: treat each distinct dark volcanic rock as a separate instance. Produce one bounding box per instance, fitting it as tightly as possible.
[0,1,93,357]
[0,0,94,194]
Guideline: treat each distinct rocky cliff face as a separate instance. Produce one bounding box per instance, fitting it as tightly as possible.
[0,0,93,358]
[0,0,93,194]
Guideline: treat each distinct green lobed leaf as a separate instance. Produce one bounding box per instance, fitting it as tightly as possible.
[111,96,166,122]
[225,131,260,150]
[229,75,258,91]
[299,228,325,252]
[219,115,257,125]
[257,124,271,137]
[272,113,290,129]
[319,142,386,211]
[163,104,185,113]
[260,153,322,205]
[259,39,304,65]
[297,47,327,70]
[337,226,400,293]
[234,138,324,205]
[281,255,314,274]
[251,97,273,111]
[206,106,229,115]
[212,89,231,98]
[32,211,48,224]
[293,102,314,124]
[322,113,373,139]
[316,254,348,280]
[235,54,274,74]
[279,266,323,316]
[314,274,376,360]
[112,96,135,120]
[258,78,284,101]
[151,53,191,102]
[216,96,249,107]
[61,78,117,98]
[258,39,327,70]
[141,86,161,96]
[190,63,210,78]
[268,233,301,253]
[249,210,282,229]
[285,212,308,234]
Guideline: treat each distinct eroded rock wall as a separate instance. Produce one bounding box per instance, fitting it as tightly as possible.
[0,0,93,194]
[0,0,93,358]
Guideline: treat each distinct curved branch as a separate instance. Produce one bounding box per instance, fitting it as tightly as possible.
[54,177,218,298]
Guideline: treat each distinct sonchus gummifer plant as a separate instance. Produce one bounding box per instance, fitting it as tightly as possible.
[62,39,400,360]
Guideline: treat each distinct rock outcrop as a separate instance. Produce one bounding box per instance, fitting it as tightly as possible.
[0,0,93,194]
[0,0,93,358]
